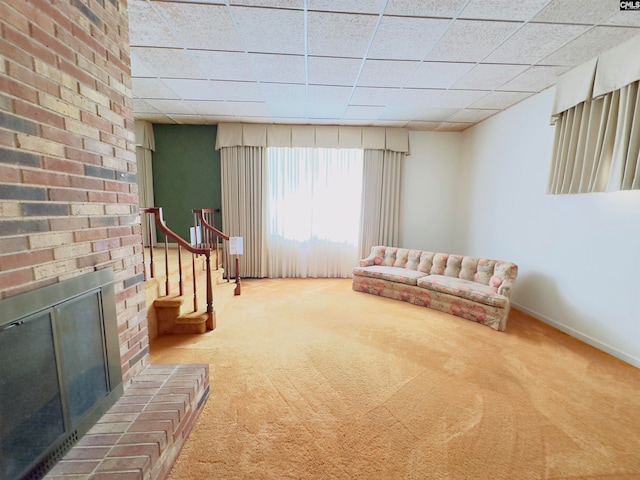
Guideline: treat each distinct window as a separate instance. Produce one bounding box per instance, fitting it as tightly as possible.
[266,147,363,277]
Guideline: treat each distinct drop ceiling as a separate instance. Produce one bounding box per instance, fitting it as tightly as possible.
[128,0,640,131]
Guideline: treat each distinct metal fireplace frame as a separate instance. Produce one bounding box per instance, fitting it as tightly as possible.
[0,268,123,480]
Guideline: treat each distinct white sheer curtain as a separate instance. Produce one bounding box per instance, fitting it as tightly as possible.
[358,149,403,258]
[266,147,363,278]
[220,146,268,278]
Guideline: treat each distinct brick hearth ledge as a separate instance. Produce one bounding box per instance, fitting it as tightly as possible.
[44,364,209,480]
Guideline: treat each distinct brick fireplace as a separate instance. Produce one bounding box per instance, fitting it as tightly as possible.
[0,0,147,383]
[0,1,208,478]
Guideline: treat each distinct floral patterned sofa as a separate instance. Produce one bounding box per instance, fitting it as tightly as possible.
[352,246,518,331]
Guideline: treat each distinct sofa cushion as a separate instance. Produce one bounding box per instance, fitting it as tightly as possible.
[353,266,428,286]
[417,274,508,308]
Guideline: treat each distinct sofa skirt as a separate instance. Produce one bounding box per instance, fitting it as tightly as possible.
[352,275,509,331]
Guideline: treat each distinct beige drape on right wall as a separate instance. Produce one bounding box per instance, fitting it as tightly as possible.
[358,149,404,259]
[548,34,640,194]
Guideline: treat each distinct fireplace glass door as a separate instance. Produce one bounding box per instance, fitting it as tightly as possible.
[0,268,122,480]
[0,311,65,480]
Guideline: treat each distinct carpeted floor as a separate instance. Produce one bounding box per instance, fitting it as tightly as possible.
[150,278,640,479]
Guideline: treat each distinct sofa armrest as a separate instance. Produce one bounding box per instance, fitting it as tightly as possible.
[359,255,376,267]
[359,246,385,267]
[497,279,515,298]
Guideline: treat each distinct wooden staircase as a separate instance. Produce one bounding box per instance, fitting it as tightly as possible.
[145,247,235,337]
[141,208,236,338]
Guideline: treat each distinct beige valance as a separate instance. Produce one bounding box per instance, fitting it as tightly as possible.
[551,58,597,117]
[552,34,640,117]
[593,34,640,98]
[134,120,155,151]
[215,123,410,154]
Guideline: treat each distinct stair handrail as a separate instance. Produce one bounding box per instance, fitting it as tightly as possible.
[141,207,215,330]
[193,209,231,286]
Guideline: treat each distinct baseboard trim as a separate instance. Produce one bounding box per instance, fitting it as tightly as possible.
[512,302,640,370]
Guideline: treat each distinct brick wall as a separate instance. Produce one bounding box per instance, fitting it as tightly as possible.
[0,0,148,383]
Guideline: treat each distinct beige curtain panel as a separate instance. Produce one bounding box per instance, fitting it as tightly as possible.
[134,120,156,245]
[216,123,410,154]
[358,149,403,258]
[220,146,268,278]
[549,34,640,194]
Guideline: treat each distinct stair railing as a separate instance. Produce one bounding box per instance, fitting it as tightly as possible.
[192,209,231,284]
[141,207,215,330]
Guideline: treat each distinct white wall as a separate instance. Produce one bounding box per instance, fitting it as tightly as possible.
[457,88,640,368]
[399,131,462,251]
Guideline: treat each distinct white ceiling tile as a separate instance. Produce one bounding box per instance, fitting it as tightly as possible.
[429,90,488,108]
[534,0,619,24]
[230,0,303,8]
[259,83,306,102]
[453,64,528,90]
[384,0,468,17]
[161,79,264,102]
[604,11,640,27]
[166,114,209,124]
[374,120,410,127]
[344,105,384,119]
[130,53,157,77]
[235,116,275,123]
[225,102,271,117]
[200,115,238,123]
[413,107,458,121]
[130,0,640,129]
[135,113,176,124]
[188,51,256,82]
[350,87,397,105]
[153,3,243,51]
[459,0,552,21]
[276,117,314,124]
[130,47,205,79]
[308,57,362,86]
[308,85,352,104]
[368,17,451,60]
[447,108,499,123]
[208,81,264,101]
[306,101,344,119]
[308,12,379,57]
[497,65,569,92]
[128,1,181,48]
[248,54,305,83]
[484,23,589,64]
[133,99,160,113]
[232,7,305,54]
[309,0,386,13]
[378,104,423,120]
[405,121,441,130]
[144,99,199,115]
[469,91,532,109]
[166,0,225,3]
[267,102,308,117]
[132,78,179,99]
[405,62,475,89]
[179,100,269,117]
[426,20,522,62]
[161,79,225,100]
[358,60,420,87]
[392,88,444,106]
[541,26,640,66]
[436,122,474,132]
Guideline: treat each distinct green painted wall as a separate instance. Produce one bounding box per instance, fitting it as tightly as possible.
[152,124,221,242]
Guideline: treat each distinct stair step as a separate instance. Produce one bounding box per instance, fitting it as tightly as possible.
[145,246,236,338]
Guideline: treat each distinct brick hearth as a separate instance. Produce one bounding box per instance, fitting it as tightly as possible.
[44,365,209,480]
